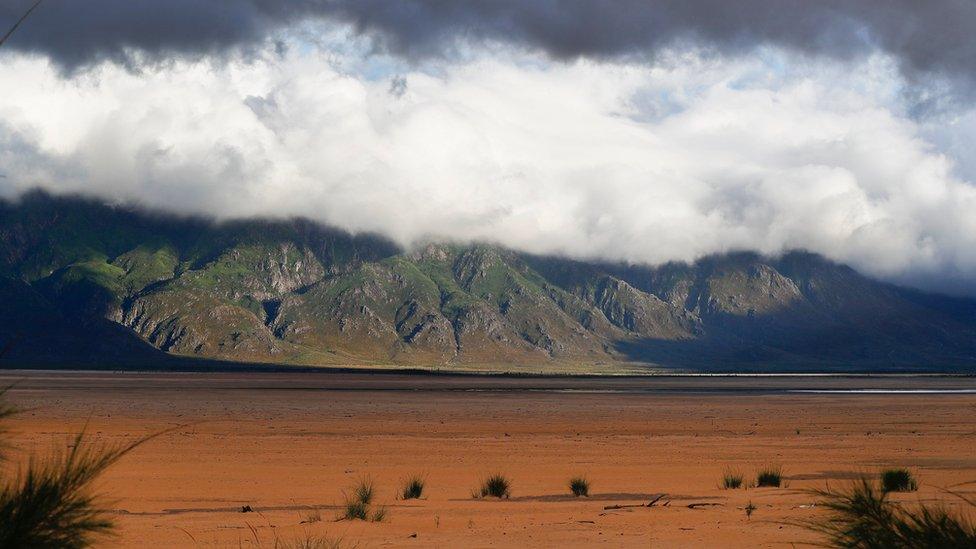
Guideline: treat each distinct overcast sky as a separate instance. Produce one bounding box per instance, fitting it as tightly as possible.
[2,1,976,294]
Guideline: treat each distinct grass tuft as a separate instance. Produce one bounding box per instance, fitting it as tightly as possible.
[279,536,347,549]
[569,476,590,497]
[881,468,918,493]
[342,500,369,521]
[340,477,386,522]
[722,468,744,490]
[474,473,511,499]
[300,508,321,524]
[353,477,374,505]
[798,477,976,547]
[399,474,425,500]
[0,428,167,548]
[272,530,352,549]
[756,466,783,488]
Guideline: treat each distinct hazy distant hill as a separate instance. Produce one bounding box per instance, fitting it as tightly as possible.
[2,191,975,372]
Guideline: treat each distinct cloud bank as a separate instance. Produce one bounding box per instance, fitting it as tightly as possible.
[4,1,976,94]
[1,3,976,294]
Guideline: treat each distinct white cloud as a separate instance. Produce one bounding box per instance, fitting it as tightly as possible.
[2,39,976,293]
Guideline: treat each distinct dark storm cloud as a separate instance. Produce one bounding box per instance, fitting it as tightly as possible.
[326,0,976,92]
[0,0,320,70]
[2,0,974,89]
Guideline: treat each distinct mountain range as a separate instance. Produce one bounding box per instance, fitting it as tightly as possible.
[2,191,975,373]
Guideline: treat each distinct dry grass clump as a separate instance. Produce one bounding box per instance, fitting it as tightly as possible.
[881,468,918,493]
[569,476,590,497]
[342,500,369,521]
[797,477,976,547]
[353,477,373,505]
[276,532,348,549]
[300,508,322,524]
[473,473,511,499]
[0,432,139,547]
[0,388,165,548]
[246,525,352,549]
[722,468,744,489]
[399,474,425,500]
[756,466,783,488]
[340,477,386,522]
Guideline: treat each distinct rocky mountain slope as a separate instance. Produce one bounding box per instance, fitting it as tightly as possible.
[2,191,975,371]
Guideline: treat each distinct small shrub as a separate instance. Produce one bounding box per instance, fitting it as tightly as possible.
[474,473,511,499]
[798,477,976,547]
[881,468,918,493]
[400,475,425,500]
[756,466,783,488]
[722,469,744,490]
[569,476,590,497]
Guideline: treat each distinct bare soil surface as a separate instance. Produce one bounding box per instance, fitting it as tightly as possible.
[2,371,975,548]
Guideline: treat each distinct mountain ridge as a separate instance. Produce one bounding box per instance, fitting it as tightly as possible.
[2,190,975,372]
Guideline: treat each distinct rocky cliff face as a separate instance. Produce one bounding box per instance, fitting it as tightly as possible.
[2,192,976,371]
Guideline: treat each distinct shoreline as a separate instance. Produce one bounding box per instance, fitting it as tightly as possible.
[2,366,975,378]
[3,368,976,395]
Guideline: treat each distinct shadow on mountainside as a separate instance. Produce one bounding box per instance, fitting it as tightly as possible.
[613,306,976,373]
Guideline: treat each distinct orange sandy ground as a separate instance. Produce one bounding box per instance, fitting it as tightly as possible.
[3,375,976,548]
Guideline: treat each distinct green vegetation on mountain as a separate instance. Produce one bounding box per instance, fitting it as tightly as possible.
[2,191,976,372]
